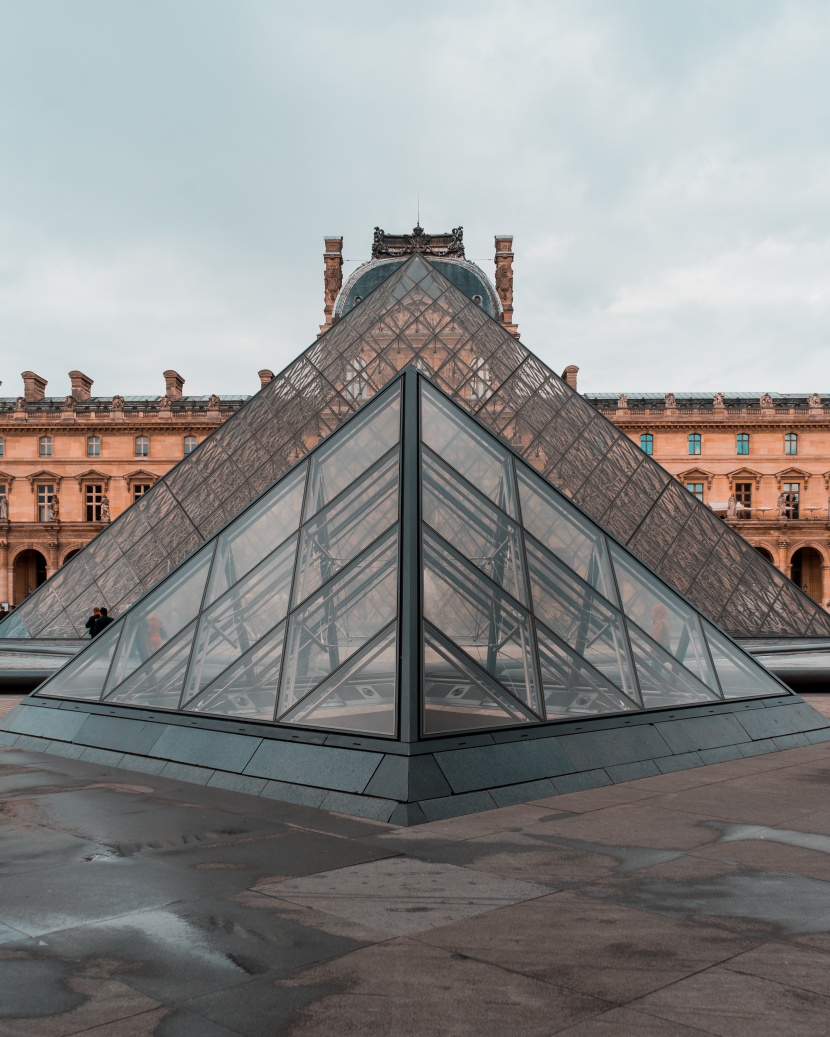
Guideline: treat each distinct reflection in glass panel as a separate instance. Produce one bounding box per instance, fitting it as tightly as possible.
[0,611,29,638]
[610,545,717,691]
[105,547,212,693]
[304,383,400,520]
[525,537,638,701]
[278,532,398,716]
[183,535,297,701]
[627,624,720,709]
[38,623,121,701]
[423,531,541,714]
[703,622,783,699]
[516,465,616,601]
[282,624,397,736]
[535,625,638,720]
[183,621,286,720]
[206,464,306,605]
[105,622,196,709]
[421,382,516,517]
[294,451,399,606]
[423,624,533,735]
[422,449,526,604]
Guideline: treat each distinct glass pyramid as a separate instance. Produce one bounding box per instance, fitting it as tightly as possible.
[9,253,828,641]
[35,370,789,740]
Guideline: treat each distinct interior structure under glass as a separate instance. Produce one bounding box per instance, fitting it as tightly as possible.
[35,371,789,740]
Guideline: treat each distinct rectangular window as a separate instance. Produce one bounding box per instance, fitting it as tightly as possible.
[736,434,749,455]
[37,484,54,522]
[39,437,52,458]
[640,433,653,455]
[87,436,101,458]
[0,438,5,458]
[184,436,197,455]
[688,433,701,455]
[785,433,798,455]
[85,484,104,522]
[135,436,149,457]
[783,482,800,519]
[686,482,704,502]
[735,482,752,520]
[133,483,151,502]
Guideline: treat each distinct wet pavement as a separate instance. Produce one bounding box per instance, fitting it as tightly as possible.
[3,729,830,1033]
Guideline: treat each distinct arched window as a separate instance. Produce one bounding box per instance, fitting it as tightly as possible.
[785,432,798,455]
[39,436,52,458]
[639,433,653,455]
[87,436,101,458]
[135,436,150,457]
[736,433,749,455]
[688,433,701,456]
[184,435,197,455]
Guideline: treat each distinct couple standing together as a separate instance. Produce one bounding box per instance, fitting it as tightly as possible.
[85,607,114,637]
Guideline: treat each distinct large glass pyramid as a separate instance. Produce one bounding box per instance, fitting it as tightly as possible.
[7,253,828,643]
[34,370,788,738]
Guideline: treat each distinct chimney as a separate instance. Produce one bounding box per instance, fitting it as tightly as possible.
[494,236,519,338]
[21,371,47,402]
[163,370,185,399]
[258,369,274,388]
[561,365,579,391]
[68,370,94,400]
[320,236,344,336]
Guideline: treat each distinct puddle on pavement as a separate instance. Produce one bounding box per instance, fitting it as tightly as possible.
[710,822,830,857]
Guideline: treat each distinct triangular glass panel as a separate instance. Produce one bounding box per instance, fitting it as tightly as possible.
[293,449,399,607]
[536,624,639,719]
[0,611,29,638]
[524,535,638,703]
[626,623,720,709]
[182,620,286,720]
[281,623,397,737]
[104,546,213,694]
[205,463,306,605]
[422,529,542,715]
[105,621,196,709]
[278,530,398,717]
[703,622,785,699]
[423,624,535,735]
[182,534,298,702]
[422,448,527,604]
[421,381,517,518]
[610,544,718,692]
[36,622,122,701]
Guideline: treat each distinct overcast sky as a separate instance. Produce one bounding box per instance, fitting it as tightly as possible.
[1,0,828,397]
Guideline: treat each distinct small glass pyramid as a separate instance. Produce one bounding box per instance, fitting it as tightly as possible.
[35,370,789,739]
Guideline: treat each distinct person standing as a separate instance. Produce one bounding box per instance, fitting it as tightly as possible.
[93,607,114,636]
[85,607,101,637]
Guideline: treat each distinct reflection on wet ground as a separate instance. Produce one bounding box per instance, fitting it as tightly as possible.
[4,738,830,1034]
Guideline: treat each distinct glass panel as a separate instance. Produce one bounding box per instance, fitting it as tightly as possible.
[304,383,400,519]
[206,464,306,605]
[627,624,720,709]
[423,531,541,714]
[182,535,297,701]
[421,381,517,518]
[536,625,638,720]
[517,464,616,601]
[105,547,212,693]
[36,623,121,701]
[278,532,398,716]
[703,622,784,699]
[610,544,718,691]
[0,611,29,638]
[293,450,399,606]
[105,622,196,709]
[525,536,638,702]
[422,448,527,604]
[423,624,534,735]
[183,621,286,720]
[281,624,397,737]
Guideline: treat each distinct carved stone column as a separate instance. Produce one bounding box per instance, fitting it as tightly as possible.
[494,236,519,338]
[46,536,59,579]
[777,538,791,576]
[320,237,344,336]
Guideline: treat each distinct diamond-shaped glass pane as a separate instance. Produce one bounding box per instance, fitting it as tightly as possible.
[536,625,638,720]
[104,547,212,694]
[703,622,784,699]
[421,382,517,518]
[0,610,30,638]
[293,450,399,607]
[304,383,401,520]
[423,531,541,714]
[525,536,638,702]
[422,448,527,604]
[627,623,720,709]
[206,464,306,605]
[182,534,297,702]
[37,623,121,701]
[610,544,718,692]
[278,532,398,716]
[517,464,617,601]
[282,623,397,737]
[183,621,286,720]
[105,621,196,709]
[423,624,534,735]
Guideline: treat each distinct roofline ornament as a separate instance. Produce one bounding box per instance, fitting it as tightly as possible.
[371,225,464,260]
